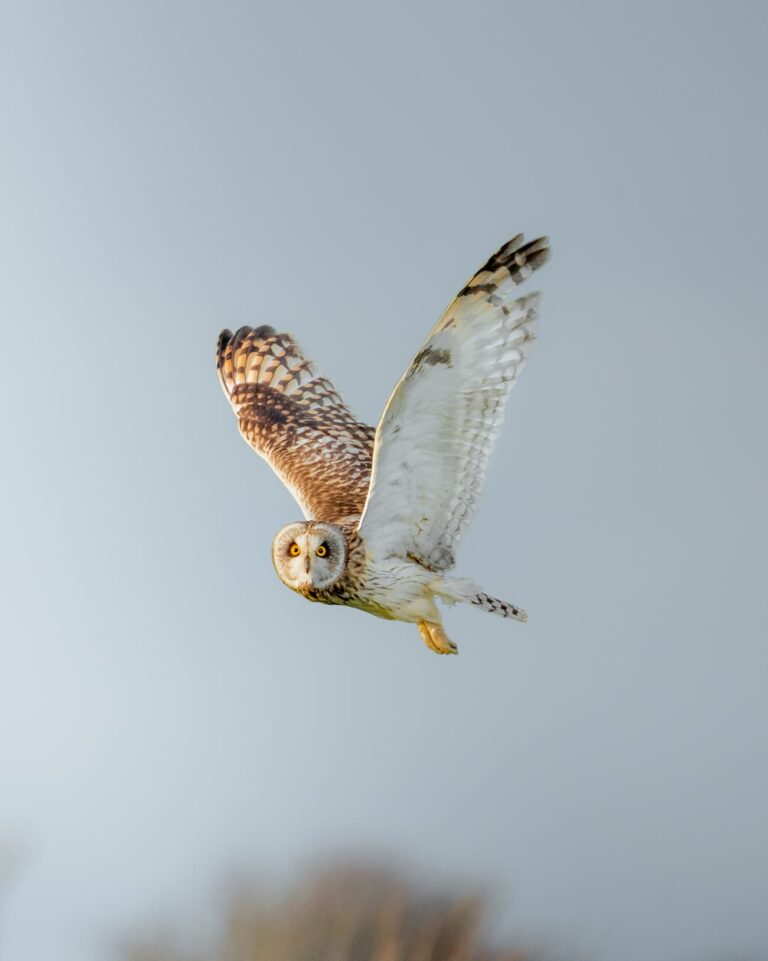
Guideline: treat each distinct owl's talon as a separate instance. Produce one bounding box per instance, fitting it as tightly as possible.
[418,621,458,655]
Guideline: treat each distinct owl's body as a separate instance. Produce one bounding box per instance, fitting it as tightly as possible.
[270,523,437,621]
[217,234,550,654]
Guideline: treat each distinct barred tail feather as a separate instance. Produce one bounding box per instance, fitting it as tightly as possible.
[433,577,528,623]
[471,590,527,622]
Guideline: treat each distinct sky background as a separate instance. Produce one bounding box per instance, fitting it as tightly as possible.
[1,2,767,960]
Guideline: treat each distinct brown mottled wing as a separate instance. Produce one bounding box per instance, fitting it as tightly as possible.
[217,326,375,524]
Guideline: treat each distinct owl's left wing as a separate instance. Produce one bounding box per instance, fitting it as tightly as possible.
[218,326,375,524]
[357,235,549,571]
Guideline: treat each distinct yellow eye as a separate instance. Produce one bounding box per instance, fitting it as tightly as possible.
[316,544,328,557]
[289,543,301,557]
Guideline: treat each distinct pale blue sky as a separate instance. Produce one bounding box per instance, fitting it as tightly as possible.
[1,2,767,960]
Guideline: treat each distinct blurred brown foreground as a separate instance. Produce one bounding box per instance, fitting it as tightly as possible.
[120,865,552,961]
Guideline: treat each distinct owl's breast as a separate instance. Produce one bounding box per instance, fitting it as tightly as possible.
[297,530,436,623]
[300,570,397,620]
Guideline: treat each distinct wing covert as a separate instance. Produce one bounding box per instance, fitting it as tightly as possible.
[217,326,375,524]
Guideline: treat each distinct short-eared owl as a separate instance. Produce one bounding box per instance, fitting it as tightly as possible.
[217,234,549,654]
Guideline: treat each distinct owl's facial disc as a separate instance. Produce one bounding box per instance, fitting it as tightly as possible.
[272,522,347,592]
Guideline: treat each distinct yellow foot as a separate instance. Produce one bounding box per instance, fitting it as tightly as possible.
[418,621,458,655]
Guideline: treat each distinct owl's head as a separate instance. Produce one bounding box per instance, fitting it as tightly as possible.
[272,522,348,592]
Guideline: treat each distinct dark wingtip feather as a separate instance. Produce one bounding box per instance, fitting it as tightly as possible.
[252,324,278,339]
[216,330,233,379]
[481,234,551,280]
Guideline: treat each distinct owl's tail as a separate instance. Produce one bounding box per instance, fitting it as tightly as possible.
[432,577,528,623]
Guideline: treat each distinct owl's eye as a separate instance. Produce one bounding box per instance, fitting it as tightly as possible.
[289,543,301,557]
[316,544,328,558]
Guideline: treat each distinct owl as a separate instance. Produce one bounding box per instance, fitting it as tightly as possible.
[217,234,549,654]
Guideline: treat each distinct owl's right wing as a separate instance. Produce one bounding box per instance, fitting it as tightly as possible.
[217,326,375,524]
[357,235,549,571]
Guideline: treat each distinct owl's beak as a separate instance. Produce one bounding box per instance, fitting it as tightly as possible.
[305,555,311,574]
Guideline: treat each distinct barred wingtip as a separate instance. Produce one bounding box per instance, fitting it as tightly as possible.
[491,234,551,273]
[459,233,551,299]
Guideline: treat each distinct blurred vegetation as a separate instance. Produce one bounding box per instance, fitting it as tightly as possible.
[119,864,553,961]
